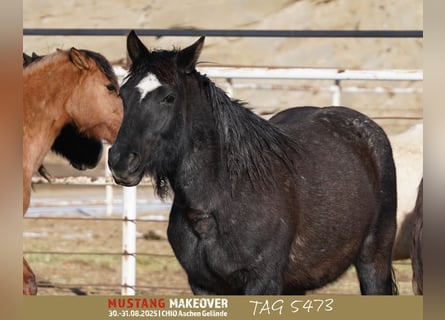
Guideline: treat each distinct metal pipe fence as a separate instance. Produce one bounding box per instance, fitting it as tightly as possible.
[23,28,423,38]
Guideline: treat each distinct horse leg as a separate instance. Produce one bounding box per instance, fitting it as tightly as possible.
[23,174,37,295]
[243,268,284,295]
[355,166,398,295]
[188,281,217,295]
[244,279,283,295]
[23,258,37,295]
[354,231,398,295]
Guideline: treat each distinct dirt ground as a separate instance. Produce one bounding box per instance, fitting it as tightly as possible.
[24,183,415,296]
[24,216,190,295]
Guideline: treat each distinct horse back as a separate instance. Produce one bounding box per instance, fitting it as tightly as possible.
[271,106,396,207]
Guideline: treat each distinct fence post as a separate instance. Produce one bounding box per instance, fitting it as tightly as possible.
[332,79,341,106]
[104,144,113,216]
[225,78,234,98]
[121,186,137,295]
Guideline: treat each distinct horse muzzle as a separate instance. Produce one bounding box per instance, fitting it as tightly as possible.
[108,148,144,186]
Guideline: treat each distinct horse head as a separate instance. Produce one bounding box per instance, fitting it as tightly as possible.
[64,48,123,144]
[108,31,205,187]
[23,51,105,171]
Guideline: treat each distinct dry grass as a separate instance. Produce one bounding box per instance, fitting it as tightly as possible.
[23,215,414,296]
[24,216,189,295]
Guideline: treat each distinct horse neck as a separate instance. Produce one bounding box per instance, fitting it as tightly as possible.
[23,56,78,175]
[174,82,296,194]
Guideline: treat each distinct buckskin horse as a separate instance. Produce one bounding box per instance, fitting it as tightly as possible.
[109,31,398,295]
[23,52,104,181]
[23,48,123,294]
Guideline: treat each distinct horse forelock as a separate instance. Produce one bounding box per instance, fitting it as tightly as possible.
[128,49,180,86]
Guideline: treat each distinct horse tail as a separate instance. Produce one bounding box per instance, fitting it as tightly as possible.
[363,113,398,237]
[329,106,399,294]
[349,108,399,295]
[391,266,399,295]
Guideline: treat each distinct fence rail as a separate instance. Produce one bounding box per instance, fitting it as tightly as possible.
[197,66,423,80]
[114,65,423,112]
[23,28,423,38]
[25,64,422,295]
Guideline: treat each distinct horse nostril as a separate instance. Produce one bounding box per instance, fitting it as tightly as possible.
[127,152,141,172]
[108,147,141,174]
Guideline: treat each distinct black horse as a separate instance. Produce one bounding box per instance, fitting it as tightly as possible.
[410,178,423,295]
[108,31,398,295]
[23,51,103,174]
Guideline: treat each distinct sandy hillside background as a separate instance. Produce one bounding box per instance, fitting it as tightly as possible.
[23,0,422,68]
[23,0,422,134]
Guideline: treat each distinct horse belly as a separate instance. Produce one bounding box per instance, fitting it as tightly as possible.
[286,232,363,290]
[286,147,377,289]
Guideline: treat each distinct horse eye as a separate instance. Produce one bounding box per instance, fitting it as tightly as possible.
[106,84,116,92]
[162,94,175,104]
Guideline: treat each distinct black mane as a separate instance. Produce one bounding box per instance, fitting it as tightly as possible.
[200,75,302,189]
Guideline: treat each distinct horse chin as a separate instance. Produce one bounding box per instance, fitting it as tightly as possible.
[111,171,144,187]
[71,162,98,171]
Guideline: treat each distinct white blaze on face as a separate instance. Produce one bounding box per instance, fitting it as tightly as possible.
[136,72,162,101]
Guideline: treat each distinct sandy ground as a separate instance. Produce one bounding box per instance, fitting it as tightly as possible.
[26,174,415,296]
[25,149,418,296]
[23,208,414,296]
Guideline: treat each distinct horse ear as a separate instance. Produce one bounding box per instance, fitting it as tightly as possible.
[23,53,32,66]
[177,36,205,74]
[69,48,90,70]
[127,30,149,63]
